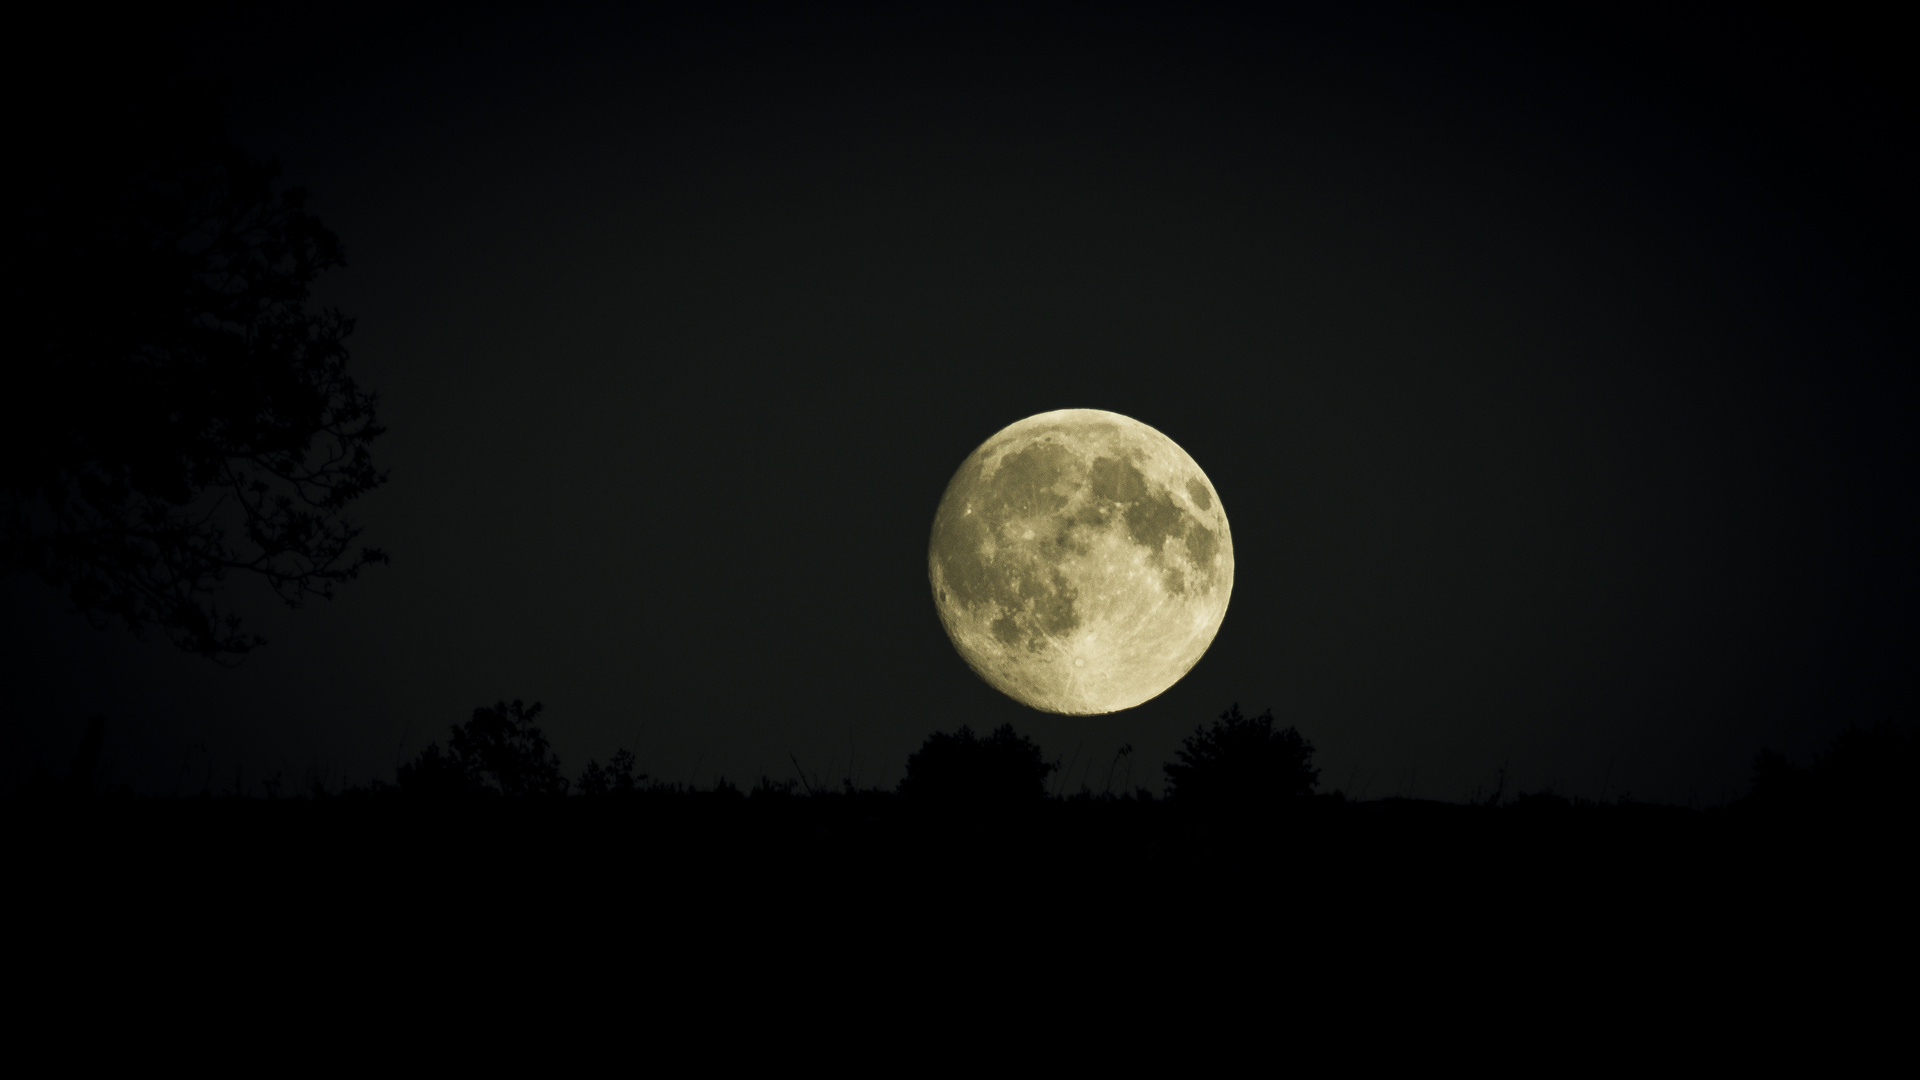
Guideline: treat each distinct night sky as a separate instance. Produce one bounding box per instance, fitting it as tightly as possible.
[6,3,1910,805]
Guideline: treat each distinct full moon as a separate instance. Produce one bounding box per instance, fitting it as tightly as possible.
[929,409,1234,714]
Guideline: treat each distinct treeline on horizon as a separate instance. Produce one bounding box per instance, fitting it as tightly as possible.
[23,700,1916,823]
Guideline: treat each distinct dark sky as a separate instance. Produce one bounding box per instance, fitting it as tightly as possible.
[6,3,1911,803]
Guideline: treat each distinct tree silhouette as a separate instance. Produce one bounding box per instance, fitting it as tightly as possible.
[899,725,1057,803]
[397,701,569,797]
[1165,704,1319,808]
[7,74,386,659]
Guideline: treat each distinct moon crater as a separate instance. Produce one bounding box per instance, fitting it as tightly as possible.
[929,409,1234,714]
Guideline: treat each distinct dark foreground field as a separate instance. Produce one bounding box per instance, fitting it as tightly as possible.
[14,711,1909,989]
[12,788,1901,970]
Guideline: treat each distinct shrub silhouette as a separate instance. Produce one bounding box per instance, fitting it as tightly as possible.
[1165,704,1319,808]
[66,715,106,797]
[397,700,568,797]
[899,725,1057,803]
[1809,721,1914,814]
[1506,789,1573,815]
[577,749,647,797]
[1748,748,1805,808]
[1744,720,1914,816]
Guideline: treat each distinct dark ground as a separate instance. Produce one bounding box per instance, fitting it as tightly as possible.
[15,787,1900,966]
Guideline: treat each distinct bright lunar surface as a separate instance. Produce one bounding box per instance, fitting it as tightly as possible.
[929,409,1234,714]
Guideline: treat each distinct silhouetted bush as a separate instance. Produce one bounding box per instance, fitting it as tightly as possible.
[1748,748,1805,807]
[65,716,106,797]
[899,725,1057,803]
[1743,721,1915,817]
[397,700,568,797]
[1165,704,1319,809]
[1506,790,1572,816]
[577,749,646,797]
[1810,721,1914,814]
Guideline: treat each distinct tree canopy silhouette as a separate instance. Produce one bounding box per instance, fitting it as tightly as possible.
[1165,704,1319,809]
[397,701,569,797]
[899,724,1058,803]
[6,73,386,658]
